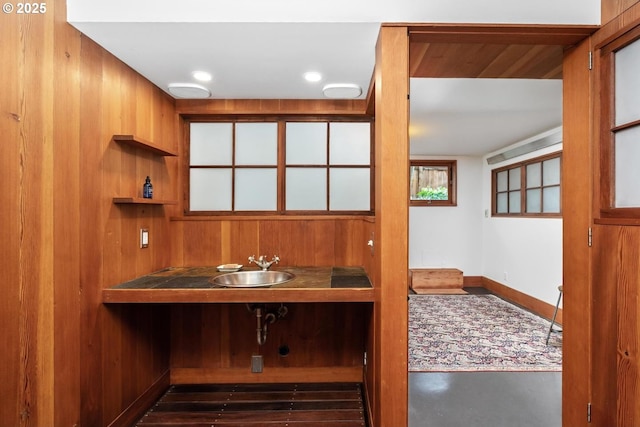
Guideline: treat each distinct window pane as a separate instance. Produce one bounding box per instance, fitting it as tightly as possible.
[543,157,561,186]
[615,126,640,207]
[615,38,640,126]
[509,190,521,213]
[526,163,541,188]
[526,188,542,213]
[329,122,370,165]
[286,122,327,165]
[508,167,521,190]
[497,193,508,213]
[235,123,278,165]
[410,165,449,200]
[235,169,277,210]
[286,168,327,210]
[190,168,232,211]
[330,168,370,210]
[497,171,508,192]
[190,123,232,165]
[543,186,561,213]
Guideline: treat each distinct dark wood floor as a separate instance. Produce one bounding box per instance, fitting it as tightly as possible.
[135,382,368,427]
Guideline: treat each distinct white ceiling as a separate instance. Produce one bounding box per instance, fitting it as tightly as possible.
[66,0,597,156]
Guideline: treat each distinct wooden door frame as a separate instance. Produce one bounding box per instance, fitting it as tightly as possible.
[371,23,595,426]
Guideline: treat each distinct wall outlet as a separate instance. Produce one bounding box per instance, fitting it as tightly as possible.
[503,271,508,282]
[251,355,263,373]
[140,228,149,248]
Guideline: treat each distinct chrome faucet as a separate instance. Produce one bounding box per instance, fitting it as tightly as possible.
[248,255,280,271]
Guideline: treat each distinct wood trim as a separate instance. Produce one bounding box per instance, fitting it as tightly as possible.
[103,287,376,303]
[463,276,483,287]
[407,23,597,45]
[107,370,170,427]
[170,367,363,385]
[481,277,563,324]
[175,99,369,115]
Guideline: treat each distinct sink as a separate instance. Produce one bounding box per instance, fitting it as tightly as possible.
[211,270,295,288]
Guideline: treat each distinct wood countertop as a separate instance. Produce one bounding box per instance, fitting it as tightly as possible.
[102,266,374,303]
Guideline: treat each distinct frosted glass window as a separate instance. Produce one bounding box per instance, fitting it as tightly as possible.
[615,38,640,127]
[526,189,542,213]
[329,123,370,165]
[190,168,232,211]
[190,123,232,165]
[526,163,541,188]
[615,126,640,207]
[330,168,370,211]
[497,171,508,192]
[508,167,521,190]
[286,168,327,210]
[543,187,561,213]
[496,193,508,213]
[235,123,278,165]
[286,122,327,165]
[509,191,521,213]
[235,169,277,211]
[543,157,561,186]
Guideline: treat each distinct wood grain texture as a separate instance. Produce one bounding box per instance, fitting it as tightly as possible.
[372,26,410,427]
[602,0,640,26]
[561,37,593,427]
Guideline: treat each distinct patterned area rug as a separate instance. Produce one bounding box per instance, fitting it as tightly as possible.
[409,294,562,372]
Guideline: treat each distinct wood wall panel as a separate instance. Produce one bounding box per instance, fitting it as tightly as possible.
[592,226,640,427]
[174,218,373,270]
[77,35,177,426]
[561,37,593,427]
[170,217,374,384]
[602,0,640,25]
[1,0,178,423]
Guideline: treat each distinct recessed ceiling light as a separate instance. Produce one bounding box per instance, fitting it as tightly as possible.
[192,71,212,82]
[167,83,211,99]
[322,83,362,99]
[304,71,322,83]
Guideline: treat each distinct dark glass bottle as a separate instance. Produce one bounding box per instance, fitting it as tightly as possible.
[143,176,153,199]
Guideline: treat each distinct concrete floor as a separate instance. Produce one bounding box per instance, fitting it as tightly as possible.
[409,371,561,427]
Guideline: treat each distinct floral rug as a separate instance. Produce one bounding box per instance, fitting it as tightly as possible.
[409,294,562,372]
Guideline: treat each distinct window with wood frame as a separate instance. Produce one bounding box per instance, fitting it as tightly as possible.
[188,119,373,214]
[409,160,457,206]
[598,27,640,219]
[492,152,562,217]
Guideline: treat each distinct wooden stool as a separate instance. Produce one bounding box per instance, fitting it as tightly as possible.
[546,285,563,345]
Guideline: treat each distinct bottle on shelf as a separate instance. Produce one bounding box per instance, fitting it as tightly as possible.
[143,176,153,199]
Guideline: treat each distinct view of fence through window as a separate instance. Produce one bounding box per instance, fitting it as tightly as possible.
[410,165,449,200]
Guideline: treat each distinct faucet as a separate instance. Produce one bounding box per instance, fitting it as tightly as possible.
[248,255,280,271]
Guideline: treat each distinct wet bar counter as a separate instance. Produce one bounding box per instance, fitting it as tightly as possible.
[102,266,374,303]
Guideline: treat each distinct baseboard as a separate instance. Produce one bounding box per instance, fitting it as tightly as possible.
[171,366,364,384]
[463,276,483,287]
[107,370,170,427]
[481,277,562,325]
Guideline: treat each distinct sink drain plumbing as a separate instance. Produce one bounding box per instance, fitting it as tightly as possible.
[246,303,288,345]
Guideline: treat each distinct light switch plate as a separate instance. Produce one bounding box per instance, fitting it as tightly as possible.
[140,228,149,248]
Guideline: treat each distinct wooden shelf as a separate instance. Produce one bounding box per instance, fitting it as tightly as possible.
[113,197,178,205]
[113,134,177,157]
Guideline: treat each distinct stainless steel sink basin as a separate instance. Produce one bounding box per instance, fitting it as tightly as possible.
[211,270,295,288]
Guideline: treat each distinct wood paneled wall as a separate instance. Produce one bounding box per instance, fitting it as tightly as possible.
[602,0,640,24]
[1,0,178,425]
[170,217,375,382]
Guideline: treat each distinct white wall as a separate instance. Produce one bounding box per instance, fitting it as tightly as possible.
[409,129,563,306]
[481,128,563,305]
[409,156,483,275]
